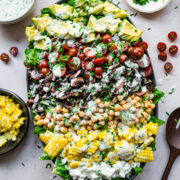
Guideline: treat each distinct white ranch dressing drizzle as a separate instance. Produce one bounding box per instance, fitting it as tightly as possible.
[0,0,34,21]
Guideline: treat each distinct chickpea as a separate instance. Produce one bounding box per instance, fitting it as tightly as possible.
[95,98,101,104]
[43,118,49,126]
[120,100,126,105]
[37,120,43,126]
[46,112,51,120]
[131,100,137,105]
[108,115,113,121]
[57,114,63,121]
[99,108,104,114]
[68,128,74,132]
[86,111,92,117]
[112,124,117,129]
[55,105,62,113]
[103,113,108,119]
[150,104,155,109]
[60,127,67,133]
[48,123,54,130]
[79,111,85,117]
[122,104,129,111]
[99,121,105,126]
[99,115,104,121]
[112,98,117,103]
[104,101,111,108]
[87,126,92,131]
[113,120,118,125]
[115,112,120,116]
[51,118,55,123]
[145,102,151,108]
[134,96,140,102]
[72,115,80,121]
[58,121,64,127]
[114,104,122,111]
[64,113,70,118]
[142,112,148,119]
[108,121,114,126]
[80,126,86,130]
[35,115,41,121]
[99,103,105,108]
[146,108,152,114]
[139,118,146,124]
[93,124,98,130]
[91,116,98,123]
[128,121,135,127]
[134,102,141,108]
[117,95,123,101]
[81,120,87,126]
[131,114,137,121]
[109,110,115,116]
[88,120,94,126]
[62,107,69,114]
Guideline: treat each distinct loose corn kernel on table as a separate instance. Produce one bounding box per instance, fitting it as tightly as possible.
[0,0,180,180]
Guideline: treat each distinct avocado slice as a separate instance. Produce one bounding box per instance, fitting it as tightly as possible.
[82,28,96,43]
[87,15,106,33]
[32,16,53,32]
[119,19,143,42]
[88,3,104,14]
[103,1,128,19]
[25,26,40,42]
[74,0,86,7]
[99,16,121,35]
[48,4,73,20]
[34,37,52,50]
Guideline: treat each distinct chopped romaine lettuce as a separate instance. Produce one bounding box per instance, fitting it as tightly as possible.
[24,49,40,67]
[153,89,165,104]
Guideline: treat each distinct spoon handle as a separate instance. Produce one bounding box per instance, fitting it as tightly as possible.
[161,147,179,180]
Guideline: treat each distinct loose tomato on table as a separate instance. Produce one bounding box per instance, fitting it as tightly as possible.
[139,41,148,51]
[169,45,178,55]
[83,47,97,59]
[92,57,105,66]
[0,53,9,63]
[68,47,78,56]
[164,62,173,73]
[157,42,167,52]
[9,47,18,56]
[168,31,177,42]
[94,66,103,78]
[131,47,144,60]
[84,61,94,71]
[38,60,49,69]
[158,52,167,61]
[119,54,127,64]
[68,57,82,71]
[102,34,112,43]
[40,68,50,77]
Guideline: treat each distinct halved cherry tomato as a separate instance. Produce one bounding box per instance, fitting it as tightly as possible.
[168,31,177,42]
[68,57,82,71]
[62,43,69,51]
[79,53,86,60]
[132,47,144,60]
[139,41,148,52]
[122,41,129,52]
[157,42,167,52]
[40,68,50,77]
[92,57,105,66]
[164,62,173,73]
[9,47,18,56]
[169,45,178,55]
[127,47,134,57]
[38,60,49,69]
[102,34,112,43]
[83,47,97,59]
[68,47,78,56]
[43,52,49,60]
[138,54,150,68]
[119,54,127,64]
[84,61,95,71]
[143,66,152,77]
[84,71,90,80]
[59,66,67,77]
[158,52,167,61]
[30,70,41,80]
[94,66,103,78]
[0,53,9,63]
[132,41,140,47]
[106,54,114,65]
[109,43,117,53]
[96,34,102,43]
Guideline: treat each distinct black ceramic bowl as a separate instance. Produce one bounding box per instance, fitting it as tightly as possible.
[0,89,30,155]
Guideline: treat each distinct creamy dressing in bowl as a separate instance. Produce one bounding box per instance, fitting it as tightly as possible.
[0,0,35,23]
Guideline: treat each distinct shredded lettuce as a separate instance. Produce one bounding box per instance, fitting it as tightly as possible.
[150,116,165,126]
[153,89,165,104]
[53,157,72,179]
[24,49,40,67]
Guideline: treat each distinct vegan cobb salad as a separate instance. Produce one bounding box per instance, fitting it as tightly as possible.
[24,0,165,179]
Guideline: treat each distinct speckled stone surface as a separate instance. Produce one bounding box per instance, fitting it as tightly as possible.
[0,0,180,180]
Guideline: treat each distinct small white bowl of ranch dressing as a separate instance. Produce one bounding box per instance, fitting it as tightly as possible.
[0,0,36,24]
[126,0,172,13]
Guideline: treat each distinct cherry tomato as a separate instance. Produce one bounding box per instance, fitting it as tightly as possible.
[84,61,94,71]
[139,41,148,52]
[122,41,129,52]
[169,45,178,55]
[119,54,127,64]
[143,66,152,77]
[83,47,97,59]
[94,66,103,78]
[84,71,90,80]
[102,34,112,43]
[38,60,49,69]
[127,47,134,57]
[68,48,78,56]
[43,52,49,60]
[79,53,86,60]
[59,66,67,77]
[109,44,117,53]
[168,31,177,42]
[158,52,167,61]
[132,47,144,60]
[62,43,69,51]
[132,41,140,47]
[40,68,50,77]
[164,62,173,73]
[0,53,9,63]
[92,57,105,66]
[157,42,167,52]
[9,47,18,56]
[68,57,82,71]
[106,54,114,65]
[96,34,102,43]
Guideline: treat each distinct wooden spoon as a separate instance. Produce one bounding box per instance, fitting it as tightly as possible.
[162,107,180,180]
